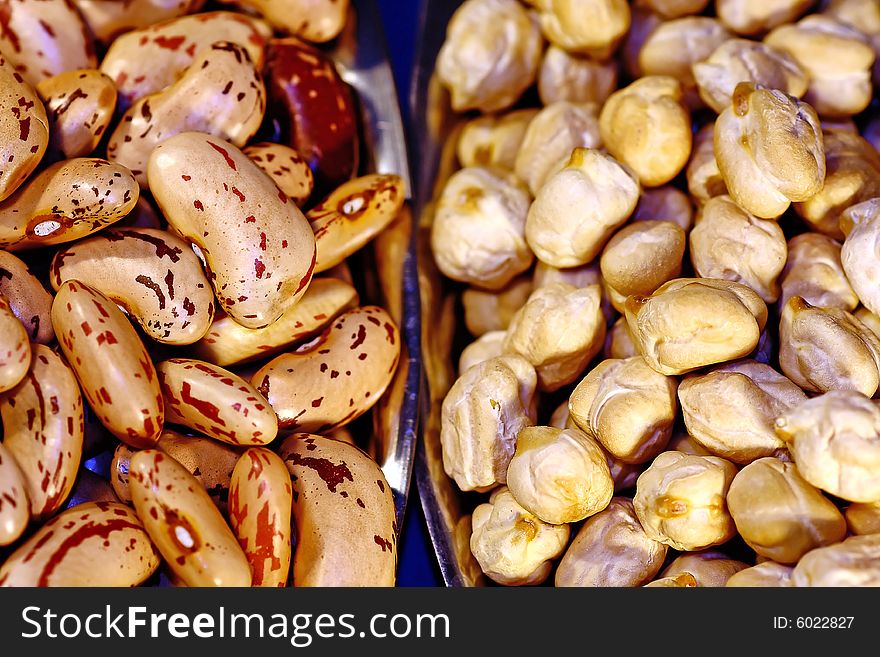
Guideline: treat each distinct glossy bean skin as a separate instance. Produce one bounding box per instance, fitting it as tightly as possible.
[0,295,30,393]
[0,344,84,519]
[228,448,293,587]
[0,158,139,251]
[72,0,208,43]
[0,442,30,546]
[148,132,317,330]
[51,227,215,345]
[129,449,252,587]
[221,0,349,43]
[52,280,163,449]
[244,142,314,207]
[158,358,278,446]
[0,502,160,587]
[252,306,400,433]
[279,434,397,587]
[0,252,53,343]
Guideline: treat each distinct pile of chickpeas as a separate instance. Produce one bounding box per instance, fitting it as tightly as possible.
[430,0,880,586]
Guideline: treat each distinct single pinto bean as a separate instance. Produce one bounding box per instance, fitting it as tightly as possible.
[0,442,30,546]
[0,251,54,343]
[72,0,208,43]
[0,295,30,393]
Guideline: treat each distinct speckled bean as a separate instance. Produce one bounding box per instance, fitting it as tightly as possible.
[0,295,30,393]
[222,0,349,42]
[0,252,54,343]
[72,0,208,43]
[0,442,29,546]
[244,142,314,207]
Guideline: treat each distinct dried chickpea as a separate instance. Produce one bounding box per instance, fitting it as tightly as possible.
[765,16,875,118]
[776,390,880,503]
[599,76,692,187]
[640,0,709,19]
[431,167,533,290]
[625,278,769,376]
[436,0,543,113]
[502,283,606,391]
[717,0,813,35]
[660,551,749,587]
[792,534,880,586]
[526,148,639,268]
[605,317,639,360]
[678,360,806,464]
[727,458,847,563]
[538,46,618,106]
[470,487,570,586]
[779,233,859,311]
[514,101,602,196]
[822,0,880,84]
[687,124,728,205]
[856,307,880,339]
[726,561,794,587]
[569,356,678,464]
[689,195,787,303]
[841,198,880,317]
[555,497,667,587]
[456,110,538,172]
[459,331,507,375]
[778,296,880,397]
[462,276,533,337]
[845,501,880,535]
[532,260,601,290]
[507,426,613,524]
[535,0,630,59]
[631,186,694,232]
[693,39,808,114]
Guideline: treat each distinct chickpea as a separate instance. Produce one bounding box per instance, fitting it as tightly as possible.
[765,16,875,118]
[525,148,640,268]
[569,356,678,464]
[456,109,538,172]
[605,317,639,360]
[779,233,859,311]
[726,561,794,587]
[690,196,787,303]
[841,198,880,317]
[625,278,768,376]
[634,450,738,551]
[462,276,533,337]
[714,82,825,220]
[678,360,807,464]
[532,260,601,290]
[514,101,602,196]
[776,390,880,503]
[538,46,618,106]
[555,497,668,587]
[778,296,880,397]
[502,283,606,391]
[599,76,692,187]
[631,185,694,232]
[431,167,533,290]
[458,331,507,375]
[717,0,813,36]
[436,0,543,113]
[470,487,570,586]
[845,501,880,536]
[791,535,880,586]
[601,220,686,312]
[822,0,880,85]
[668,431,715,457]
[660,551,750,587]
[506,426,613,524]
[640,0,710,19]
[536,0,631,59]
[687,124,728,205]
[727,458,847,563]
[857,307,880,340]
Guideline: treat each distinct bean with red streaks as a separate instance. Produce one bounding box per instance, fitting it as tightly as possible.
[0,295,30,393]
[0,442,30,546]
[73,0,208,44]
[0,251,53,343]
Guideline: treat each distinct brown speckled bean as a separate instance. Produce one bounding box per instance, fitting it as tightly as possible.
[0,158,139,251]
[0,252,54,343]
[0,54,48,202]
[107,41,266,188]
[252,306,400,433]
[51,227,215,345]
[129,449,252,587]
[0,502,159,587]
[224,0,349,43]
[36,68,117,159]
[244,142,314,207]
[158,358,278,446]
[0,344,84,519]
[0,442,29,546]
[148,132,317,330]
[228,448,293,587]
[51,280,163,449]
[72,0,208,43]
[279,433,397,587]
[0,295,30,393]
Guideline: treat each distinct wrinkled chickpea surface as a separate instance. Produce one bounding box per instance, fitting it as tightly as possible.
[433,0,880,587]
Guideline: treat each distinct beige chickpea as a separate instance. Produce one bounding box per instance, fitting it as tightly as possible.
[507,426,613,524]
[631,186,694,232]
[693,39,808,114]
[717,0,813,35]
[726,561,794,586]
[668,431,715,457]
[845,501,880,535]
[459,331,507,375]
[625,278,768,376]
[569,356,678,464]
[641,0,709,18]
[661,551,749,587]
[792,534,880,586]
[599,76,692,187]
[687,124,728,204]
[456,110,538,172]
[690,195,787,303]
[555,497,668,587]
[470,487,570,586]
[536,0,630,59]
[780,233,859,311]
[605,317,639,360]
[776,390,880,503]
[714,82,825,219]
[502,283,606,391]
[841,198,880,317]
[436,0,543,113]
[795,131,880,240]
[766,16,875,118]
[431,167,533,290]
[462,276,533,337]
[601,220,686,312]
[514,101,602,196]
[678,360,806,464]
[856,307,880,339]
[778,296,880,397]
[728,458,847,563]
[532,260,601,290]
[526,148,640,268]
[823,0,880,85]
[440,355,537,492]
[538,46,618,106]
[634,450,738,551]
